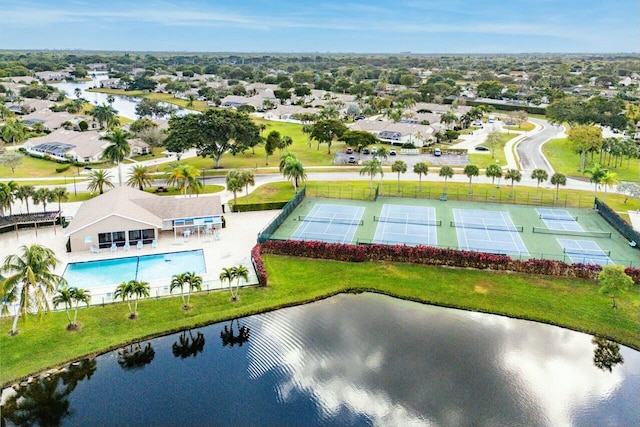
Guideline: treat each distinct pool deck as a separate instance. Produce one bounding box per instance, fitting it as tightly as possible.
[0,208,279,307]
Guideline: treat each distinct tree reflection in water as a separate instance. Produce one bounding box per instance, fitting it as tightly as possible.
[117,342,155,370]
[1,358,96,427]
[220,319,250,348]
[172,330,205,359]
[592,336,624,372]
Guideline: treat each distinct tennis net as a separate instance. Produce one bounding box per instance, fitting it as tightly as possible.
[374,216,442,226]
[298,215,364,226]
[532,227,611,238]
[450,221,524,232]
[563,248,611,257]
[539,214,578,221]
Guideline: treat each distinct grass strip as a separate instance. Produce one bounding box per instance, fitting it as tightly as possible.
[2,255,638,386]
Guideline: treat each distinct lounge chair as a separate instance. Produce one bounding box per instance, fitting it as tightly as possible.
[90,246,102,253]
[136,241,143,250]
[151,239,158,249]
[110,243,117,252]
[123,242,130,251]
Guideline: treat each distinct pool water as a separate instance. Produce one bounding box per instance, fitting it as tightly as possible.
[62,250,206,290]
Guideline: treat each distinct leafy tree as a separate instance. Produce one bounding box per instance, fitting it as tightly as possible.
[360,158,383,192]
[264,130,281,165]
[439,166,454,195]
[0,151,23,173]
[273,88,291,104]
[463,164,479,194]
[310,119,347,154]
[567,125,602,171]
[166,109,260,168]
[138,127,167,156]
[485,130,504,159]
[504,168,522,197]
[476,80,504,99]
[1,244,63,335]
[531,168,548,195]
[339,130,379,152]
[126,165,154,191]
[170,272,202,310]
[550,173,567,200]
[53,286,90,330]
[413,162,429,191]
[391,160,407,192]
[226,170,244,205]
[103,129,131,186]
[598,265,632,309]
[87,169,114,195]
[129,117,157,134]
[1,118,26,145]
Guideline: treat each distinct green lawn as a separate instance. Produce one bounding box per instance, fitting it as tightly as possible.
[504,121,536,132]
[0,155,84,179]
[141,184,224,196]
[543,138,639,181]
[2,255,638,386]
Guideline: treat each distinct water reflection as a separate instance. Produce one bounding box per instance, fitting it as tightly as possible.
[220,319,251,348]
[116,342,155,370]
[592,336,624,372]
[1,358,96,427]
[172,330,205,359]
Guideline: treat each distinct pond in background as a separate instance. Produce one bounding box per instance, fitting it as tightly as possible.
[2,293,638,426]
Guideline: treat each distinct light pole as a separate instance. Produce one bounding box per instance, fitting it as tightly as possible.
[201,168,205,186]
[73,173,77,196]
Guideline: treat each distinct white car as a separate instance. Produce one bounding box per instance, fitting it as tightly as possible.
[371,147,378,155]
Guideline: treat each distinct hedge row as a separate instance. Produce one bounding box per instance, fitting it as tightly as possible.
[230,201,289,213]
[257,240,640,284]
[251,244,268,287]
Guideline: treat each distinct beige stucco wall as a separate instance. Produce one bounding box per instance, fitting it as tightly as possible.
[68,215,158,252]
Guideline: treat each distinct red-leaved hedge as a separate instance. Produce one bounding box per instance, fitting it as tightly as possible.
[251,244,268,287]
[256,240,640,285]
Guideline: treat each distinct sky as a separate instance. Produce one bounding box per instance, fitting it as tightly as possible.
[1,0,638,53]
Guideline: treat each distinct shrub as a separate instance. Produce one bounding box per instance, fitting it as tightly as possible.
[55,164,71,173]
[251,245,268,287]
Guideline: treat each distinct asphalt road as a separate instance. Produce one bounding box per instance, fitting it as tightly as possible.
[516,118,565,174]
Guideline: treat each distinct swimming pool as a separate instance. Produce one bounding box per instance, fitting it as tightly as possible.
[62,250,206,290]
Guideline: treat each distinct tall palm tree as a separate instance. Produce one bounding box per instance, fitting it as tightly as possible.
[0,182,16,216]
[32,188,55,212]
[50,187,69,212]
[1,244,63,335]
[3,180,19,215]
[130,280,150,318]
[53,286,90,330]
[600,171,618,202]
[531,168,549,195]
[231,265,249,301]
[463,164,479,195]
[584,163,607,197]
[282,159,306,193]
[550,173,567,200]
[103,129,131,186]
[13,184,34,214]
[504,168,522,198]
[413,162,429,192]
[219,267,235,300]
[359,158,383,193]
[165,163,202,197]
[170,272,202,310]
[226,170,244,205]
[186,94,197,108]
[439,166,454,195]
[126,165,154,191]
[240,170,255,202]
[485,164,503,198]
[391,160,407,192]
[87,169,114,194]
[114,280,134,317]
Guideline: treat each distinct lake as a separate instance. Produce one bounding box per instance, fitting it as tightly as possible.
[2,293,638,426]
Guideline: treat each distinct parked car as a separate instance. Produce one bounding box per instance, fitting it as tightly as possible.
[348,155,356,164]
[346,147,354,154]
[474,145,489,151]
[354,115,365,121]
[363,147,370,155]
[434,148,442,156]
[389,148,397,156]
[371,147,378,155]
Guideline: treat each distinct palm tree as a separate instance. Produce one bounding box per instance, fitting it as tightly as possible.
[584,163,607,197]
[413,162,429,192]
[186,94,197,108]
[51,187,69,212]
[165,163,202,197]
[504,168,522,198]
[463,164,479,194]
[126,165,154,191]
[13,184,34,214]
[103,129,131,186]
[440,112,458,130]
[226,170,244,205]
[360,158,383,193]
[53,286,90,330]
[485,164,503,198]
[391,160,407,192]
[531,168,549,195]
[550,173,567,200]
[1,244,63,335]
[439,166,454,195]
[170,272,202,310]
[240,170,255,202]
[87,169,114,194]
[130,280,150,318]
[32,188,54,212]
[0,181,18,216]
[219,267,235,300]
[282,158,307,193]
[114,280,134,318]
[106,94,115,107]
[600,171,618,202]
[231,265,249,301]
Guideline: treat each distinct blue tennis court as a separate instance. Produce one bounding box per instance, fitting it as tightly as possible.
[557,238,613,266]
[453,209,529,256]
[536,208,583,232]
[291,204,364,244]
[373,204,438,246]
